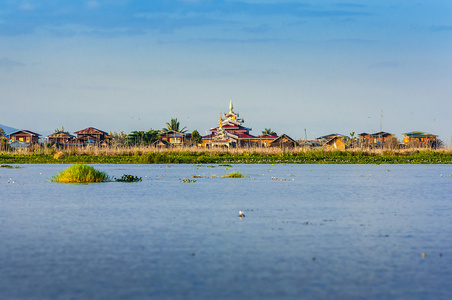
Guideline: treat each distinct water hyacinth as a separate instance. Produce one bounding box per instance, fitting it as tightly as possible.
[52,164,109,183]
[222,171,245,178]
[115,174,142,182]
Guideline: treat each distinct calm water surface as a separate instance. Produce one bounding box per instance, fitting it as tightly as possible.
[1,164,451,299]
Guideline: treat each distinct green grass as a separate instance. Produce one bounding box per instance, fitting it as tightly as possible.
[2,149,452,164]
[51,164,109,183]
[222,171,245,178]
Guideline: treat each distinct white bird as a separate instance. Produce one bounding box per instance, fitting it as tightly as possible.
[239,211,245,218]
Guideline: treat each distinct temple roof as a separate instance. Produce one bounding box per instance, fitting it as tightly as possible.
[210,125,250,132]
[256,134,278,140]
[222,99,244,125]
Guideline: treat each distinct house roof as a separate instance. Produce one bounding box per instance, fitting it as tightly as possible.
[256,134,278,140]
[316,133,346,140]
[360,131,393,138]
[74,127,109,135]
[235,133,257,139]
[324,136,346,145]
[269,134,299,146]
[46,131,75,138]
[152,139,170,147]
[8,130,41,137]
[403,131,437,138]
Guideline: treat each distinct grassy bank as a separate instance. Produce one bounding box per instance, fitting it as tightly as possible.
[1,148,452,164]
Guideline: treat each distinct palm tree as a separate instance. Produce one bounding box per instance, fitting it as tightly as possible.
[161,118,187,133]
[261,128,277,136]
[54,126,70,134]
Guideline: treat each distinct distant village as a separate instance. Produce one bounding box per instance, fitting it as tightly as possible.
[0,100,441,150]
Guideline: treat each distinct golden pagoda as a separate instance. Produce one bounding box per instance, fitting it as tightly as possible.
[202,100,277,148]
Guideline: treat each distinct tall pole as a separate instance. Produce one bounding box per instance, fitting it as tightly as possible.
[380,110,383,148]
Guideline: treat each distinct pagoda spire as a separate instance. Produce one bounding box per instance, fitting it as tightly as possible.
[229,99,233,113]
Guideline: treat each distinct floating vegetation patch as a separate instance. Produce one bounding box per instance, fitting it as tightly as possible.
[52,164,109,183]
[191,175,209,178]
[222,171,245,178]
[219,164,233,167]
[0,164,20,169]
[115,174,142,182]
[181,178,196,183]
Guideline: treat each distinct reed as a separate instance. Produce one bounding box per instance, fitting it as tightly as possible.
[52,164,109,183]
[2,146,452,164]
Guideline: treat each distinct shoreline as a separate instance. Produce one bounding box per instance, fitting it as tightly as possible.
[2,148,452,164]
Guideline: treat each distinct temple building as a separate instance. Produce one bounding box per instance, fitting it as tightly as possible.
[202,100,278,148]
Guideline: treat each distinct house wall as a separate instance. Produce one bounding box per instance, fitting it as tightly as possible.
[403,136,436,146]
[10,133,39,144]
[325,139,345,150]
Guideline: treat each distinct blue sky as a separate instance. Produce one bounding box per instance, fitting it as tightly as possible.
[1,0,451,142]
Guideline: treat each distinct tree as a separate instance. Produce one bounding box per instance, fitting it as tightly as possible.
[109,131,128,147]
[0,128,5,137]
[161,118,187,133]
[261,128,277,136]
[349,131,358,148]
[191,130,202,146]
[54,126,70,134]
[128,129,159,146]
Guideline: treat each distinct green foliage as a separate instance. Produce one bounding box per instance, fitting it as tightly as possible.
[181,178,196,183]
[222,171,244,178]
[128,129,159,146]
[0,127,5,136]
[1,164,19,168]
[52,164,109,183]
[110,131,128,146]
[191,129,202,145]
[161,118,187,133]
[54,126,70,134]
[115,174,142,182]
[2,149,452,165]
[262,128,277,136]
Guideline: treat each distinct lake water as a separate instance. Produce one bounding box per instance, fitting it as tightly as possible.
[1,164,451,299]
